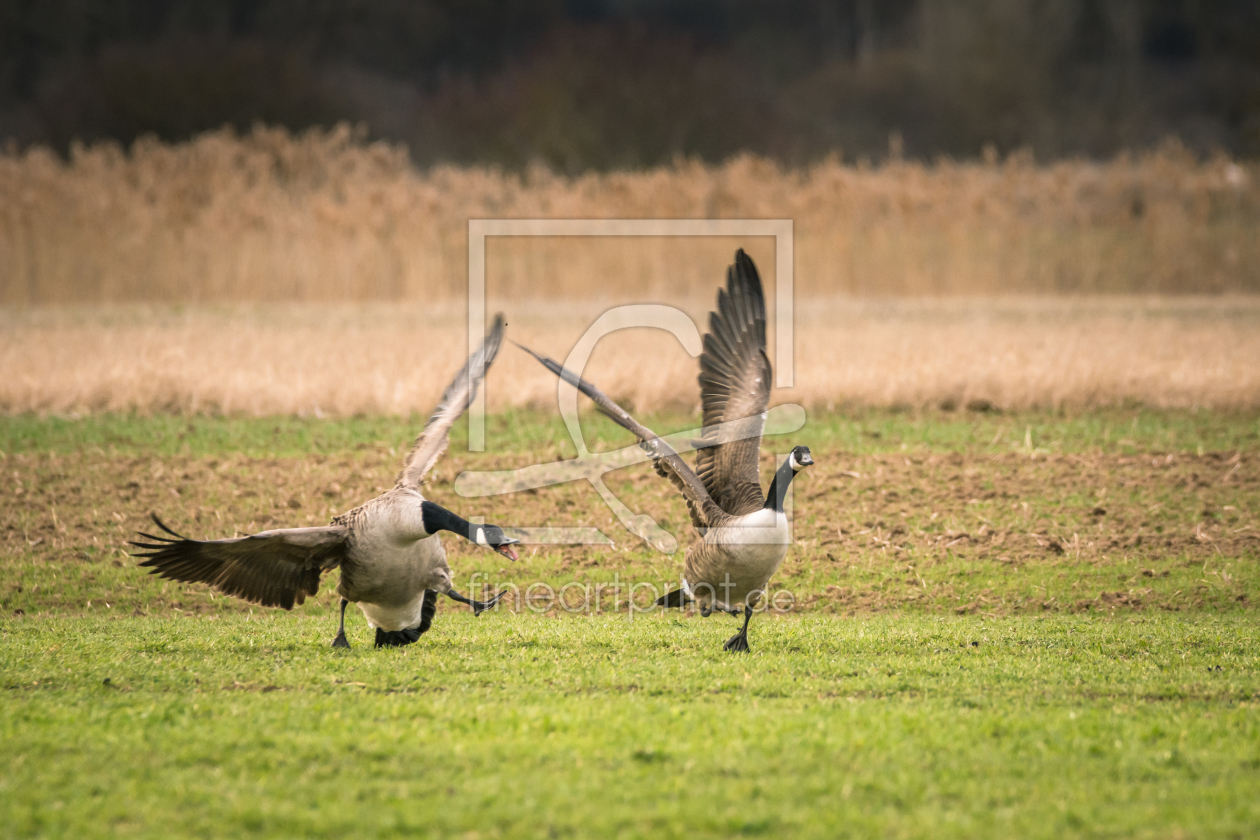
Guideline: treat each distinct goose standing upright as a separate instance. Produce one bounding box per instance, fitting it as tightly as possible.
[132,314,520,649]
[518,251,813,652]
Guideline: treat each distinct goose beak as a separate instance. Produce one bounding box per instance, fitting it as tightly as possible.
[495,539,521,562]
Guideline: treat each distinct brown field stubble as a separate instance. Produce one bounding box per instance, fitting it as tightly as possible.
[2,126,1258,304]
[2,298,1258,414]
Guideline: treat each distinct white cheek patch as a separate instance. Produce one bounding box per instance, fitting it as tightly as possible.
[789,453,802,471]
[475,528,487,546]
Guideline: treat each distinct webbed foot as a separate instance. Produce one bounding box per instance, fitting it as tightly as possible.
[447,587,505,616]
[723,631,750,653]
[471,590,505,616]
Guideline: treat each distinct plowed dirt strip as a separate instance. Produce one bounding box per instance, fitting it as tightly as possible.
[3,440,1254,619]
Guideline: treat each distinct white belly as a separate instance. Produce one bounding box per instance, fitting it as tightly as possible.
[709,508,790,555]
[686,509,790,607]
[358,595,427,631]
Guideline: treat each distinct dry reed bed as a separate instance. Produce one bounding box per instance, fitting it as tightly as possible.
[3,298,1257,415]
[2,126,1257,303]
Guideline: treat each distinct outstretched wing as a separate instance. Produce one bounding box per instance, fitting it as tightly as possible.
[694,249,771,516]
[515,342,730,531]
[131,515,348,609]
[398,313,506,487]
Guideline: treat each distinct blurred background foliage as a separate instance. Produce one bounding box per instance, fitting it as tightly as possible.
[2,0,1257,170]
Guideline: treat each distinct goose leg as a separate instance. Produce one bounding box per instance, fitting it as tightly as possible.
[446,588,505,616]
[332,598,351,649]
[723,605,753,653]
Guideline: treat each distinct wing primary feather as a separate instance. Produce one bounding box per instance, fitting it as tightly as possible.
[511,341,639,430]
[514,341,728,529]
[694,249,772,516]
[130,517,347,610]
[150,513,192,541]
[398,313,506,487]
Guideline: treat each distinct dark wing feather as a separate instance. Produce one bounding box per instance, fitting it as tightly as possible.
[399,313,506,487]
[694,250,772,515]
[515,342,729,530]
[131,515,348,609]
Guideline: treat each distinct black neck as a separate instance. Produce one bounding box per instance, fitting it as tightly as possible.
[421,500,476,541]
[763,456,799,512]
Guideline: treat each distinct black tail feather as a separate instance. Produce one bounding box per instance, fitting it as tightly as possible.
[656,588,691,609]
[416,590,438,635]
[375,626,423,647]
[374,592,440,648]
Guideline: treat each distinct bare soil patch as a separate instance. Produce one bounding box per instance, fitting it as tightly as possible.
[3,436,1254,618]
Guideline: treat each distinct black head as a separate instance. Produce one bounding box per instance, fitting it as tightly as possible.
[474,524,520,561]
[789,445,814,471]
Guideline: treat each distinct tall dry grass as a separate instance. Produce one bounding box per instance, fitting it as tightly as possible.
[3,299,1257,415]
[2,125,1257,303]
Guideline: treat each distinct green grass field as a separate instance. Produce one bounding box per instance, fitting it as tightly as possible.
[2,409,1258,838]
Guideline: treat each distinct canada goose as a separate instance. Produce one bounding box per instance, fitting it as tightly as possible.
[131,314,520,649]
[519,250,812,652]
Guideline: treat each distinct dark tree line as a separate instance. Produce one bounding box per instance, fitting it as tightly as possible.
[2,0,1257,168]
